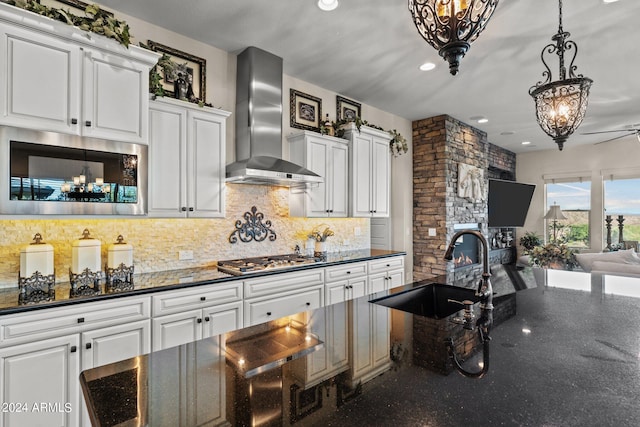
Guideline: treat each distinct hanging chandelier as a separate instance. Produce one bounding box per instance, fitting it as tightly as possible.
[408,0,499,75]
[529,0,593,151]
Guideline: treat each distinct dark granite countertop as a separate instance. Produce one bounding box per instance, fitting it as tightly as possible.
[0,249,405,315]
[79,268,640,427]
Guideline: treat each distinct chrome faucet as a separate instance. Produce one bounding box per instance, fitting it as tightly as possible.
[443,229,493,378]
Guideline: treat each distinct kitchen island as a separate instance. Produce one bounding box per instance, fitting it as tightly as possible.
[79,268,640,427]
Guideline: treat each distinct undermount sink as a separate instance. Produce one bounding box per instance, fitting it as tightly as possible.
[370,283,479,319]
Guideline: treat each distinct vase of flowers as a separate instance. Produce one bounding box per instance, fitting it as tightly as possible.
[529,242,578,270]
[309,225,334,257]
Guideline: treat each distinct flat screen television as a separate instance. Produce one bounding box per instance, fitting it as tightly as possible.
[488,179,536,227]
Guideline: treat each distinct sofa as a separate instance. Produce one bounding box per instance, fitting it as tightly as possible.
[518,248,640,278]
[574,249,640,277]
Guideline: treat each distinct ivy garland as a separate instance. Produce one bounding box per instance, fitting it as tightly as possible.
[327,117,409,157]
[6,0,131,47]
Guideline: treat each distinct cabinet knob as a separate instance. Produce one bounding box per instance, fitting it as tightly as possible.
[70,346,77,353]
[71,118,78,125]
[266,312,272,316]
[200,296,206,301]
[346,271,351,274]
[205,316,210,322]
[197,318,202,324]
[85,343,92,350]
[181,207,187,211]
[306,302,311,306]
[189,207,194,212]
[386,264,391,267]
[85,120,92,127]
[77,317,85,323]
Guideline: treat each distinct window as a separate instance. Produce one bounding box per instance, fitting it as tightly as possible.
[604,177,640,249]
[545,180,591,248]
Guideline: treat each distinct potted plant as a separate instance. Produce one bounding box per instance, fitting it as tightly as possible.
[519,231,543,253]
[529,241,578,270]
[309,225,334,256]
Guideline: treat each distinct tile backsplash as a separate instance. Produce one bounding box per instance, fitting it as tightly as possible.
[0,185,370,288]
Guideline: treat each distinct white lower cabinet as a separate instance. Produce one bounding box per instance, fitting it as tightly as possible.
[368,257,405,293]
[148,336,226,427]
[0,334,80,427]
[0,297,151,427]
[152,301,242,351]
[288,302,349,388]
[325,261,368,305]
[348,290,391,387]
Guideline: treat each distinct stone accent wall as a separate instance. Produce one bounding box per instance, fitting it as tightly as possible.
[412,115,488,282]
[488,143,516,180]
[0,185,370,288]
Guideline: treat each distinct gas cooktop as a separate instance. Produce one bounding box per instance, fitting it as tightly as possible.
[217,254,323,276]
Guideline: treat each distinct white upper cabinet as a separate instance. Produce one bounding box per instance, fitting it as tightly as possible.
[0,3,159,143]
[148,98,230,218]
[288,130,349,218]
[342,124,391,217]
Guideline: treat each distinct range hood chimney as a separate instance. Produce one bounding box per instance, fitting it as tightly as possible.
[226,47,323,187]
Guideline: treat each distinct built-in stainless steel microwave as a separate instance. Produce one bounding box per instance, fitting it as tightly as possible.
[1,127,147,215]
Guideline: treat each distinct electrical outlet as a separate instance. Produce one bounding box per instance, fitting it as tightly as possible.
[354,227,361,236]
[428,228,437,237]
[343,239,350,246]
[178,250,193,261]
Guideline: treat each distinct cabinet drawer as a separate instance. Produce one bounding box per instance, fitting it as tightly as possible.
[368,256,404,274]
[245,287,323,326]
[325,262,367,282]
[244,269,324,299]
[152,281,243,316]
[0,296,150,347]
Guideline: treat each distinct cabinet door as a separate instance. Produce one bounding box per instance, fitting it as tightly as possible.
[349,277,368,300]
[0,335,80,427]
[81,320,151,369]
[368,273,388,294]
[202,301,243,338]
[81,320,150,427]
[187,109,226,217]
[388,269,405,290]
[306,137,330,217]
[329,141,349,217]
[326,281,348,305]
[351,133,373,217]
[148,103,188,217]
[152,309,203,351]
[372,296,391,368]
[0,23,81,134]
[245,287,323,326]
[82,48,149,144]
[371,136,390,217]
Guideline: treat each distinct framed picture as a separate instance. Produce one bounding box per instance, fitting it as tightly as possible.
[290,89,322,132]
[336,95,361,121]
[147,40,207,101]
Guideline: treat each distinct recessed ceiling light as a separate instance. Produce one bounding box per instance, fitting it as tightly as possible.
[500,131,515,136]
[317,0,339,11]
[419,62,436,71]
[603,0,619,3]
[522,141,531,145]
[469,116,488,124]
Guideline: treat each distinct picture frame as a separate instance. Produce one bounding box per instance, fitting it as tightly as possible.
[290,89,322,132]
[336,95,361,121]
[147,40,207,101]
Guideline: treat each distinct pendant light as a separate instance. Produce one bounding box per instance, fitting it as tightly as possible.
[408,0,499,75]
[529,0,593,151]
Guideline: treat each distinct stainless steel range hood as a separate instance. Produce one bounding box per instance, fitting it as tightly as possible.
[226,47,323,187]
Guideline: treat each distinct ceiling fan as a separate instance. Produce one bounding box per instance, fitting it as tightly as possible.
[581,127,640,145]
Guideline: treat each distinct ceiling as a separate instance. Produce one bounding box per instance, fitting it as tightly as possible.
[97,0,640,153]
